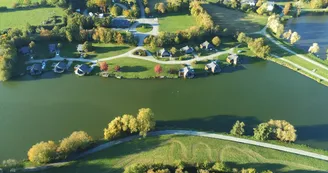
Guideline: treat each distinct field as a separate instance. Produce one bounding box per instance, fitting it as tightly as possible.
[0,0,41,7]
[136,24,153,33]
[60,43,135,59]
[158,13,197,32]
[31,135,328,173]
[105,58,182,78]
[0,7,65,30]
[202,4,267,34]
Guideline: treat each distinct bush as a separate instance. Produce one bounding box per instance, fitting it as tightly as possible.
[27,141,58,164]
[230,120,245,136]
[1,159,22,171]
[253,123,274,141]
[57,131,93,158]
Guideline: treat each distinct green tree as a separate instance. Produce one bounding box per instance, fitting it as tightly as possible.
[57,131,93,158]
[170,47,177,56]
[276,24,284,38]
[156,3,166,13]
[27,141,58,164]
[29,41,36,52]
[212,36,221,46]
[145,7,151,16]
[230,120,245,136]
[237,32,247,43]
[137,108,155,137]
[253,123,274,140]
[104,117,123,140]
[82,41,92,52]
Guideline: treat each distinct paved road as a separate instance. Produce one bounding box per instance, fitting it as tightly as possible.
[23,130,328,172]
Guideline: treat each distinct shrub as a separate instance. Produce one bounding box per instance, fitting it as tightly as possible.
[212,162,230,172]
[268,119,297,142]
[230,120,245,136]
[154,64,162,74]
[114,65,121,72]
[57,131,93,158]
[212,36,221,47]
[27,141,58,164]
[99,61,109,71]
[253,123,274,140]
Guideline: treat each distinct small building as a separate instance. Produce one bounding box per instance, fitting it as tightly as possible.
[226,54,239,65]
[110,19,131,28]
[158,48,171,58]
[205,61,221,73]
[241,0,256,6]
[179,66,195,79]
[200,41,214,50]
[54,61,67,73]
[74,64,93,76]
[89,12,94,17]
[77,44,84,53]
[267,1,275,11]
[180,46,194,54]
[19,46,30,55]
[48,44,56,53]
[99,13,104,18]
[30,64,42,75]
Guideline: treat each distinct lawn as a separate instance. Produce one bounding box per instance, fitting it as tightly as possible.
[136,24,153,33]
[0,0,41,7]
[0,7,65,30]
[30,135,328,173]
[105,58,182,78]
[202,4,267,34]
[158,13,197,32]
[60,42,135,59]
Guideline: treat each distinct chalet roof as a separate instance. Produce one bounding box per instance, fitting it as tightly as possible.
[79,64,90,73]
[206,61,218,69]
[55,61,67,69]
[31,63,42,71]
[181,46,194,52]
[159,48,168,54]
[77,44,83,52]
[227,54,238,61]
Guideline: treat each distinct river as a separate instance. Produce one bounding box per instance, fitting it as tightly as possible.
[1,59,328,161]
[286,13,328,58]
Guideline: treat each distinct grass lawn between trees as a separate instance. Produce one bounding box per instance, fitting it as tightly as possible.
[29,135,328,173]
[0,7,65,30]
[136,24,153,33]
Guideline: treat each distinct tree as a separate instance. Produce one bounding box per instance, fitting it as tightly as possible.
[212,36,221,47]
[154,64,162,74]
[276,24,284,38]
[308,43,320,54]
[121,114,138,133]
[310,0,325,9]
[90,0,109,12]
[104,117,123,140]
[57,131,93,158]
[237,32,247,43]
[99,61,108,71]
[256,4,266,15]
[145,7,151,16]
[283,30,292,40]
[114,65,120,71]
[290,32,301,44]
[110,5,122,17]
[156,3,166,13]
[170,47,177,56]
[230,121,245,136]
[29,41,36,52]
[253,123,274,140]
[116,33,124,44]
[137,108,155,137]
[25,23,34,34]
[283,3,292,15]
[82,41,92,52]
[174,36,180,44]
[57,43,62,50]
[268,119,297,142]
[212,162,230,172]
[24,0,32,5]
[123,10,131,18]
[27,141,58,164]
[143,0,148,6]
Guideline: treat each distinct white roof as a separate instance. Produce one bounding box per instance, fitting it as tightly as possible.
[89,12,94,16]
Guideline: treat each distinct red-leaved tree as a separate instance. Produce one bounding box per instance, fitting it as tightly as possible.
[154,64,162,74]
[99,62,108,71]
[114,65,121,72]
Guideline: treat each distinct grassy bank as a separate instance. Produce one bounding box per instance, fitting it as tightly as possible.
[0,7,65,30]
[29,135,328,173]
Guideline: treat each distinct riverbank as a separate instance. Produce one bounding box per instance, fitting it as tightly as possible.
[21,132,328,172]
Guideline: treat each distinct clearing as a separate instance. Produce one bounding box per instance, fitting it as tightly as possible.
[202,4,267,34]
[30,135,328,173]
[0,0,41,8]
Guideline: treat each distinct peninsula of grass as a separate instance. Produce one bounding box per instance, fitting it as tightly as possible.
[59,42,135,59]
[136,24,153,33]
[0,7,65,30]
[28,135,328,173]
[202,4,267,34]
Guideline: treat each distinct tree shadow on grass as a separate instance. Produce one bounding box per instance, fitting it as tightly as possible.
[121,66,148,72]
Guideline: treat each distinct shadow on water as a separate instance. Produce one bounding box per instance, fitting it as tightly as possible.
[297,124,328,142]
[10,71,71,82]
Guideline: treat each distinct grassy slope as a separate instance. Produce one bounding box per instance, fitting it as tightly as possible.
[31,135,328,173]
[60,42,135,59]
[0,0,41,7]
[0,7,65,30]
[202,4,267,34]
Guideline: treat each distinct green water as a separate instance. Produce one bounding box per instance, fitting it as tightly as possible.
[1,60,328,161]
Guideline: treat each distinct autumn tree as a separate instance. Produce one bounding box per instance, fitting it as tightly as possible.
[268,119,297,142]
[121,114,138,133]
[137,108,156,137]
[212,36,221,47]
[310,0,325,9]
[145,7,151,16]
[99,61,109,71]
[237,32,247,43]
[156,3,166,13]
[104,117,123,140]
[154,64,162,74]
[29,41,36,52]
[283,3,292,15]
[123,10,131,18]
[283,29,292,40]
[110,5,122,17]
[230,121,245,136]
[114,65,120,71]
[116,33,124,44]
[82,41,92,52]
[253,123,274,140]
[27,141,58,164]
[290,32,301,44]
[57,131,93,158]
[89,0,109,12]
[308,43,320,53]
[170,47,177,56]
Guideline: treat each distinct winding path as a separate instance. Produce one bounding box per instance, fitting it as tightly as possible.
[23,130,328,172]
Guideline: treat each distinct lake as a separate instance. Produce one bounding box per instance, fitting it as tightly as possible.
[1,59,328,161]
[286,13,328,58]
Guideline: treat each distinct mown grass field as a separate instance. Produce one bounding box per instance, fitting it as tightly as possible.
[60,42,135,59]
[31,135,328,173]
[202,4,267,34]
[0,7,65,30]
[105,58,182,78]
[159,13,197,32]
[0,0,41,7]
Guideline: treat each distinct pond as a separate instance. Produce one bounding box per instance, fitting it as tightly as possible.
[285,13,328,58]
[1,59,328,161]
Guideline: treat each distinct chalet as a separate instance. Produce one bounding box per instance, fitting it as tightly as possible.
[226,54,239,65]
[179,66,195,79]
[267,1,275,11]
[30,64,42,75]
[19,46,30,55]
[74,64,93,76]
[54,61,67,73]
[241,0,256,6]
[48,44,56,53]
[77,44,84,53]
[180,46,194,54]
[200,41,214,50]
[205,61,221,73]
[158,48,171,57]
[110,19,131,28]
